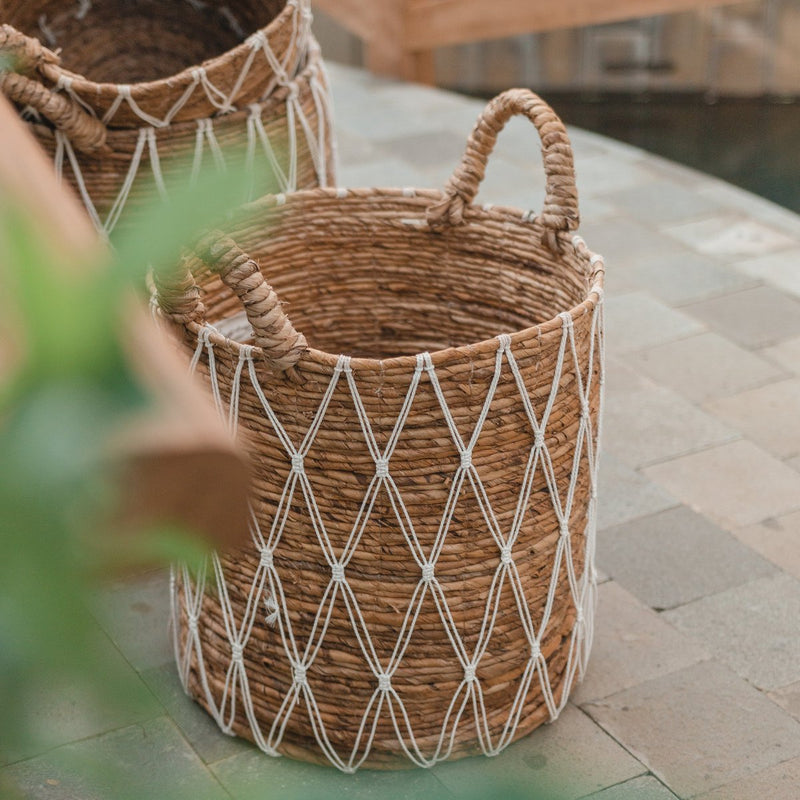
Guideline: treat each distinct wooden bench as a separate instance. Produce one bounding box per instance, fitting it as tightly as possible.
[314,0,739,83]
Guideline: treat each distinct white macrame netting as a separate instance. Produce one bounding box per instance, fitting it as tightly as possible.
[27,0,334,236]
[168,246,604,772]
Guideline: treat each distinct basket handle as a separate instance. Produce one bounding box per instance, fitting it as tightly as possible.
[156,232,308,374]
[427,89,579,249]
[0,25,107,153]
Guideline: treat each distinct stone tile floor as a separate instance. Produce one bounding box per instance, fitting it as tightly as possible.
[6,63,800,800]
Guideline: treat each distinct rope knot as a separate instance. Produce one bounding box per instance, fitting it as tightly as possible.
[559,521,570,539]
[293,665,307,686]
[188,616,199,635]
[464,665,476,683]
[531,640,541,660]
[377,674,391,692]
[534,431,545,448]
[331,563,345,583]
[375,458,389,479]
[460,450,472,470]
[421,563,435,583]
[231,643,244,663]
[500,546,513,566]
[291,453,304,475]
[260,549,273,569]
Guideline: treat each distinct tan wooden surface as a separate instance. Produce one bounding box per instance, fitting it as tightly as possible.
[0,94,251,552]
[315,0,739,81]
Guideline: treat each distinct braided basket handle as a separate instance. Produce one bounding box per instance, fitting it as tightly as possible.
[427,89,579,249]
[0,24,106,153]
[157,232,308,374]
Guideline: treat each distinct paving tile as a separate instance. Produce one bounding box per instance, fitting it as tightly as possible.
[706,379,800,458]
[602,179,724,227]
[643,440,800,529]
[683,286,800,349]
[336,156,431,191]
[379,130,474,171]
[213,748,453,800]
[92,570,173,672]
[693,755,800,800]
[626,332,783,404]
[582,661,800,798]
[761,335,800,374]
[0,629,162,766]
[577,218,688,271]
[622,249,759,307]
[334,127,384,168]
[602,360,737,469]
[573,155,653,197]
[734,511,800,581]
[604,292,705,355]
[581,774,678,800]
[430,705,644,800]
[468,153,549,211]
[768,681,800,722]
[665,215,796,259]
[0,717,227,800]
[596,453,677,531]
[572,582,708,704]
[140,664,252,765]
[733,248,800,300]
[663,574,800,691]
[697,180,800,240]
[597,507,776,611]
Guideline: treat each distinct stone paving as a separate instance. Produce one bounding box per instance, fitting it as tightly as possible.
[5,63,800,800]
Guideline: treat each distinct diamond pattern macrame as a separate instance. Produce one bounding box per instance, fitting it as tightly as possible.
[172,284,604,772]
[36,0,333,235]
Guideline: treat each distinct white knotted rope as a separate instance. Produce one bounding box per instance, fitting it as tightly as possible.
[170,256,604,771]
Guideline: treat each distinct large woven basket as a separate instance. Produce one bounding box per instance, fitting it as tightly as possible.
[155,89,605,771]
[0,0,334,235]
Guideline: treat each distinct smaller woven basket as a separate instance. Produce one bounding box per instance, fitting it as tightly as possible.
[0,0,334,233]
[156,89,605,771]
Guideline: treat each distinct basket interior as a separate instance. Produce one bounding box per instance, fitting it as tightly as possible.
[201,197,594,360]
[3,0,286,82]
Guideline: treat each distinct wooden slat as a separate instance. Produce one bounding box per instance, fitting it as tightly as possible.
[405,0,738,50]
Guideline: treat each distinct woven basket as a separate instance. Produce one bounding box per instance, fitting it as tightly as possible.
[156,89,605,771]
[0,0,334,234]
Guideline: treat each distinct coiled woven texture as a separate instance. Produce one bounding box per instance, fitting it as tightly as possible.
[155,89,605,770]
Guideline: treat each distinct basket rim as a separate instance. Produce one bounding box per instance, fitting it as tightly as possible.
[27,45,325,141]
[25,0,299,98]
[182,186,606,373]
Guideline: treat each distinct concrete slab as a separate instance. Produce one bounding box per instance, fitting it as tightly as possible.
[626,332,784,404]
[0,717,227,800]
[665,215,796,259]
[693,755,800,800]
[583,661,800,798]
[572,582,708,704]
[581,775,679,800]
[430,705,645,800]
[92,571,173,672]
[663,574,800,691]
[596,453,678,531]
[643,440,800,529]
[597,506,776,610]
[731,512,800,585]
[604,292,705,354]
[706,378,800,458]
[683,286,800,349]
[602,360,737,469]
[621,250,759,308]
